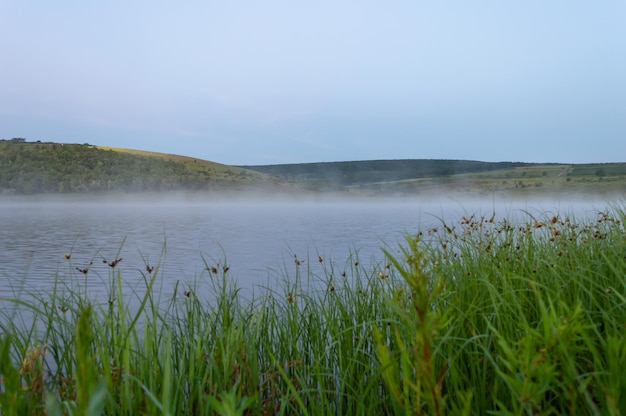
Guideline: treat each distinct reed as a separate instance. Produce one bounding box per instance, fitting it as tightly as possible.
[1,206,625,415]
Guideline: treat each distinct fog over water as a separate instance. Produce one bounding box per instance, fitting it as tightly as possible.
[0,194,615,303]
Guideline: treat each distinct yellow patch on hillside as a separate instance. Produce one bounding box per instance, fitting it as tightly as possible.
[95,146,170,158]
[93,146,256,175]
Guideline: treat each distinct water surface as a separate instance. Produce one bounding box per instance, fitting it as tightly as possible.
[0,196,608,302]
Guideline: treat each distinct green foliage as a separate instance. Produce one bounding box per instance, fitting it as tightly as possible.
[376,207,626,414]
[375,237,454,415]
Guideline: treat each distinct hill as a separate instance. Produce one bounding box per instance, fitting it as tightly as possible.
[239,160,534,188]
[241,160,626,196]
[2,138,625,196]
[0,139,290,195]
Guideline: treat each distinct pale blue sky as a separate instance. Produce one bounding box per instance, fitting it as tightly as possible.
[1,1,625,165]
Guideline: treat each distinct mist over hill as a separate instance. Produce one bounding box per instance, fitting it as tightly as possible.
[239,160,535,187]
[1,138,625,196]
[240,160,626,195]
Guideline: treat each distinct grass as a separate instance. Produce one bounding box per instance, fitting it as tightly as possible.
[94,145,291,189]
[1,206,626,414]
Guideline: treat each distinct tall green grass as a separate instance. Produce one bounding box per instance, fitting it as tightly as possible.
[1,206,625,415]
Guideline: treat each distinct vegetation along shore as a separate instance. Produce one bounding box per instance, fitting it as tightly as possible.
[1,206,625,414]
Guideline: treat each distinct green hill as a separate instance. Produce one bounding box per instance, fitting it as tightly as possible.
[241,160,626,195]
[2,138,625,196]
[239,160,534,186]
[0,139,289,195]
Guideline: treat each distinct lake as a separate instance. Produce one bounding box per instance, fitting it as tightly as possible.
[0,194,612,304]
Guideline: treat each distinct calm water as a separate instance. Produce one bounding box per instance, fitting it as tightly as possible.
[0,195,610,302]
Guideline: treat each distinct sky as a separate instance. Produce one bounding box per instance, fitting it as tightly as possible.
[1,1,625,165]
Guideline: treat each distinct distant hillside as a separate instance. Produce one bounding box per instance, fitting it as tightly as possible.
[2,138,625,196]
[241,160,535,184]
[239,160,535,189]
[0,139,288,195]
[240,159,626,195]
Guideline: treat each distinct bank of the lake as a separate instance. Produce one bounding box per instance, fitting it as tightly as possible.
[1,204,625,415]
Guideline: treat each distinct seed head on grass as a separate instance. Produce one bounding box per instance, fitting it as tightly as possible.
[20,343,47,376]
[76,266,89,275]
[103,257,122,267]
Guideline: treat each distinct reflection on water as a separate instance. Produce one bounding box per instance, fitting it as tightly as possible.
[0,196,610,302]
